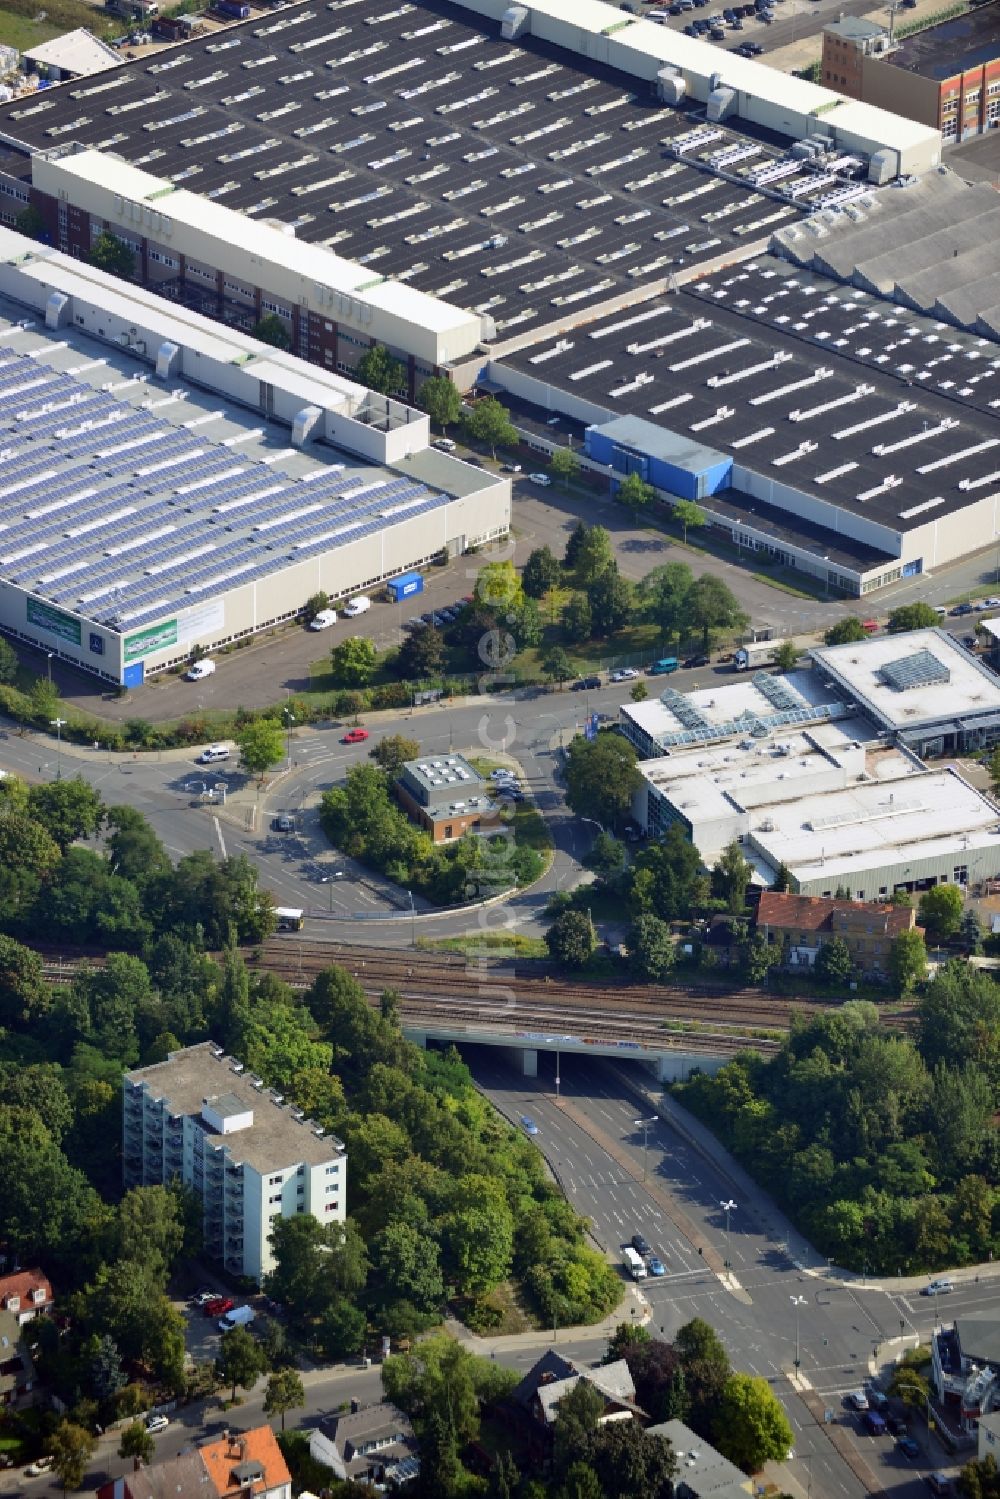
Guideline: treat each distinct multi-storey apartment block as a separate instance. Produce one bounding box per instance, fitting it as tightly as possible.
[123,1043,346,1283]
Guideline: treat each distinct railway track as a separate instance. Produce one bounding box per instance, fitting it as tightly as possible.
[32,937,911,1042]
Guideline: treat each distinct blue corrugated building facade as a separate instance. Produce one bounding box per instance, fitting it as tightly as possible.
[585,415,732,502]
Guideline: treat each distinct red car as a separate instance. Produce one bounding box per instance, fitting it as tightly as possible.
[204,1296,234,1318]
[341,728,369,744]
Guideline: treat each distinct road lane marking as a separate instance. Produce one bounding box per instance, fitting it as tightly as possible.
[213,817,227,858]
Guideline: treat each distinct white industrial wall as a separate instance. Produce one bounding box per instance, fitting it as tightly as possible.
[31,152,483,366]
[729,465,903,557]
[487,358,613,427]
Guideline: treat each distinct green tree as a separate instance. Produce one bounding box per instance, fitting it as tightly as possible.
[118,1421,154,1465]
[330,635,378,686]
[564,521,588,571]
[545,909,595,969]
[550,446,581,488]
[0,636,17,683]
[574,526,615,587]
[589,1419,677,1499]
[0,935,49,1029]
[236,718,285,783]
[382,1334,516,1445]
[589,564,632,638]
[27,778,104,854]
[49,1420,96,1492]
[218,1324,269,1404]
[630,681,648,702]
[89,230,135,279]
[642,562,694,645]
[106,807,171,887]
[583,831,627,886]
[445,1174,515,1296]
[558,1462,605,1499]
[685,575,750,653]
[989,745,1000,799]
[397,624,444,680]
[815,937,854,988]
[252,314,291,350]
[918,883,964,942]
[302,590,330,624]
[264,1367,305,1432]
[266,1216,368,1333]
[15,203,46,241]
[476,559,524,613]
[88,1333,126,1405]
[824,616,867,646]
[713,1372,794,1472]
[553,1379,605,1480]
[463,397,517,458]
[628,914,675,983]
[672,498,705,544]
[564,733,642,830]
[888,602,940,634]
[543,646,574,687]
[115,1184,186,1280]
[617,471,654,514]
[630,823,704,922]
[562,592,593,643]
[889,929,927,994]
[522,545,560,599]
[773,640,800,672]
[356,343,405,396]
[961,907,984,955]
[675,1318,731,1429]
[418,375,461,431]
[373,1220,445,1312]
[712,840,752,916]
[370,734,420,779]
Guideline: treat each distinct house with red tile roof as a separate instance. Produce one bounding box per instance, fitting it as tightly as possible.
[97,1426,291,1499]
[756,890,922,977]
[0,1269,53,1325]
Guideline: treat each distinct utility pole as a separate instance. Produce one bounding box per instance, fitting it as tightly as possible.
[721,1198,737,1269]
[790,1294,806,1371]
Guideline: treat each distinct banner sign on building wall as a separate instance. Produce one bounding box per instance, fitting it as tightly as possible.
[124,619,178,662]
[27,598,82,647]
[180,598,224,643]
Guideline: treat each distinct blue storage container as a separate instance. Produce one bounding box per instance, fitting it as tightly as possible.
[388,572,424,601]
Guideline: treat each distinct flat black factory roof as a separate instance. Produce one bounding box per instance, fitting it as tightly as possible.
[890,5,1000,80]
[0,0,842,340]
[497,256,1000,538]
[706,487,895,569]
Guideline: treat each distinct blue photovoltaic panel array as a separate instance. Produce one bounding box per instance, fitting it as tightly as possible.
[0,336,454,635]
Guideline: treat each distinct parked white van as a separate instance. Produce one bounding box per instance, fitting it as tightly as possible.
[198,744,230,764]
[184,659,216,681]
[343,595,371,617]
[309,609,338,631]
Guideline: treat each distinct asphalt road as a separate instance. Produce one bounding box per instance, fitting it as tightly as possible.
[468,1047,986,1499]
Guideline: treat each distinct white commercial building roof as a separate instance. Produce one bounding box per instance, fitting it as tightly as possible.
[751,766,1000,892]
[22,28,120,78]
[812,629,1000,733]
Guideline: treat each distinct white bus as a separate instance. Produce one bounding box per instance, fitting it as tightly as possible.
[275,907,304,932]
[622,1246,647,1281]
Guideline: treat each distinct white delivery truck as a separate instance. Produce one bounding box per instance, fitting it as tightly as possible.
[733,639,789,671]
[343,595,371,617]
[622,1246,647,1281]
[218,1305,256,1331]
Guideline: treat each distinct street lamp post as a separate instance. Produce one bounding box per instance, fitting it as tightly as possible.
[50,717,66,780]
[790,1294,806,1371]
[284,707,294,770]
[720,1198,737,1269]
[408,888,416,948]
[46,652,53,685]
[634,1115,657,1182]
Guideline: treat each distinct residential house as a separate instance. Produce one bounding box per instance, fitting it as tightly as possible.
[0,1269,53,1325]
[755,890,921,978]
[310,1400,419,1487]
[932,1314,1000,1432]
[647,1420,753,1499]
[97,1427,291,1499]
[0,1306,37,1410]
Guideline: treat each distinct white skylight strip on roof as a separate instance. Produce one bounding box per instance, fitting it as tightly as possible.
[898,496,946,520]
[26,487,97,519]
[67,506,137,538]
[254,503,325,533]
[788,384,874,423]
[751,369,833,407]
[917,439,1000,474]
[833,401,917,440]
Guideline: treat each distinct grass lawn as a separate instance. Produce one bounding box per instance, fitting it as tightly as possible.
[0,7,62,47]
[419,931,548,959]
